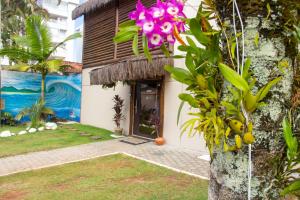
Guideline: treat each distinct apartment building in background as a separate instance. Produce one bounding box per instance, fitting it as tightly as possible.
[40,0,83,63]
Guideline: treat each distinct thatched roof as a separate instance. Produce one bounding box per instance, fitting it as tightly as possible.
[72,0,114,19]
[90,55,173,85]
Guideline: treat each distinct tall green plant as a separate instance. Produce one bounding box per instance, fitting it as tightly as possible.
[0,15,81,102]
[15,99,54,128]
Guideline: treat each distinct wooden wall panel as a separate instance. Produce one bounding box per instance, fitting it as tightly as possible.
[83,3,116,68]
[82,0,166,68]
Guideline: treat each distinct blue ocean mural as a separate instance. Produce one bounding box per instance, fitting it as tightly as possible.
[1,71,81,122]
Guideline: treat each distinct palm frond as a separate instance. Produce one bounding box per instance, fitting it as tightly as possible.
[44,59,63,73]
[15,108,31,121]
[8,62,31,72]
[47,32,81,59]
[42,107,54,115]
[0,47,39,62]
[25,15,52,59]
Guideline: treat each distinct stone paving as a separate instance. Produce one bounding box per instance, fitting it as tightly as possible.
[0,138,210,179]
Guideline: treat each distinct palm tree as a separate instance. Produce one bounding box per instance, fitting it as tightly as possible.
[1,0,48,47]
[0,15,81,102]
[15,98,54,128]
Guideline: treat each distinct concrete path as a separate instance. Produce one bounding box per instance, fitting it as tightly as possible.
[0,139,210,179]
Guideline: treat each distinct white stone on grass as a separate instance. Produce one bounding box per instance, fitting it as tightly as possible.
[28,128,37,133]
[0,130,12,137]
[45,122,57,130]
[18,130,27,135]
[38,127,45,131]
[26,127,30,131]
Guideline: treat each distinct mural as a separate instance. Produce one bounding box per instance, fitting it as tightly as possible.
[0,71,81,122]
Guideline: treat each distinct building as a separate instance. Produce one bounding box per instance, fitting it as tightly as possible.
[72,0,208,153]
[40,0,82,62]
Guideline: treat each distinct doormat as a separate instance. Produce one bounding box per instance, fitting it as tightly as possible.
[120,137,151,145]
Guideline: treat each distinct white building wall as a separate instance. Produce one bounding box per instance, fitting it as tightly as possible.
[81,67,131,134]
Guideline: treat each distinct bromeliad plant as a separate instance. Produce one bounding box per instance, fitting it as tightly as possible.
[114,0,282,157]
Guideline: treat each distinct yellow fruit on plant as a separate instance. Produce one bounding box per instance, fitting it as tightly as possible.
[229,119,244,134]
[196,75,208,90]
[243,132,255,144]
[235,135,242,149]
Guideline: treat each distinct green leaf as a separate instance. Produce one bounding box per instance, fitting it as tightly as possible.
[189,18,210,45]
[282,117,298,160]
[119,20,136,28]
[164,65,194,85]
[242,58,251,79]
[48,32,81,59]
[113,31,136,43]
[186,36,198,50]
[257,77,282,101]
[219,63,249,92]
[132,34,139,56]
[118,25,140,32]
[231,42,236,60]
[281,180,300,196]
[185,52,196,74]
[179,93,199,108]
[160,43,170,57]
[177,101,185,125]
[142,34,152,62]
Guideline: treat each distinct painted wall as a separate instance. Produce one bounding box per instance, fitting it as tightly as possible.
[1,71,82,122]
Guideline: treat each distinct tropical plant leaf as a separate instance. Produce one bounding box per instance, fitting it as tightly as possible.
[281,180,300,196]
[160,43,170,57]
[164,65,194,85]
[142,34,152,61]
[257,77,282,101]
[219,63,249,92]
[132,34,139,56]
[119,20,136,28]
[8,62,31,72]
[177,101,185,125]
[114,31,136,43]
[25,15,52,58]
[283,117,298,160]
[48,32,81,58]
[189,18,210,45]
[179,93,199,108]
[0,47,39,62]
[45,59,63,73]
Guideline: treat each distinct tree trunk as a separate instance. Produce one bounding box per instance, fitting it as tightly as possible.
[41,74,46,103]
[209,1,298,199]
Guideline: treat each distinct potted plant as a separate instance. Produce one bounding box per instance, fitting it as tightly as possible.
[112,95,124,135]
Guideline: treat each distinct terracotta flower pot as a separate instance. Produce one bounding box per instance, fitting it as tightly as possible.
[155,137,165,145]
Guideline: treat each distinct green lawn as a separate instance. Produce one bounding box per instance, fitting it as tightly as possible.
[0,123,113,158]
[0,154,208,200]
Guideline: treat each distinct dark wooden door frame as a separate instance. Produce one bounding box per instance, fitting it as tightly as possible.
[128,78,165,138]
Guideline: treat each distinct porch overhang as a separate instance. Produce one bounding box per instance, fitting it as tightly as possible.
[89,55,173,85]
[72,0,114,20]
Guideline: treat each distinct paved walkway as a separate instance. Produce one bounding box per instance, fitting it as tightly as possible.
[0,139,210,179]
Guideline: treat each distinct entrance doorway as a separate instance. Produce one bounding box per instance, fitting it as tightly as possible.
[132,80,163,139]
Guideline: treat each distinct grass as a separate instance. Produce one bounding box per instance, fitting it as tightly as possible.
[0,123,113,158]
[0,154,208,200]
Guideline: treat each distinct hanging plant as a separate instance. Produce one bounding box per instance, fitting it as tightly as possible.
[114,0,283,157]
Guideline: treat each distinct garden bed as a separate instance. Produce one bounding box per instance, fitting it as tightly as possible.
[0,123,113,158]
[0,154,208,200]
